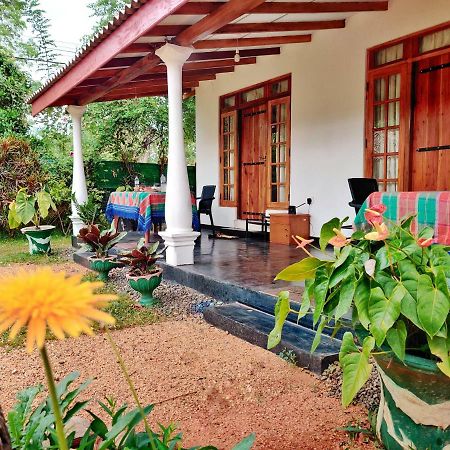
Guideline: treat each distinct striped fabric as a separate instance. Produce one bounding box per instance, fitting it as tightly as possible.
[354,191,450,245]
[105,191,200,232]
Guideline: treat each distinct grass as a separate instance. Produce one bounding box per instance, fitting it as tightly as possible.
[0,272,158,350]
[0,232,72,265]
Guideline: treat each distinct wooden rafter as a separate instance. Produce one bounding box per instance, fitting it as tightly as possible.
[77,0,267,105]
[188,47,280,61]
[104,81,200,97]
[78,67,234,87]
[145,20,345,36]
[193,35,312,49]
[173,1,388,14]
[31,0,190,115]
[84,57,257,81]
[174,0,269,46]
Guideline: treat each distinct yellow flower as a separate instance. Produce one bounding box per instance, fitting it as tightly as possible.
[0,268,116,353]
[365,222,389,241]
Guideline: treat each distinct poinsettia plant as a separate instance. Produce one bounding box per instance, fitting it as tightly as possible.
[268,205,450,406]
[120,239,165,276]
[78,224,126,258]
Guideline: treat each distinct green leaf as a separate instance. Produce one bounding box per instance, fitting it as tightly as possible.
[418,226,434,240]
[14,189,35,225]
[427,335,450,377]
[335,268,356,321]
[275,257,327,281]
[368,286,403,346]
[311,316,328,353]
[334,245,353,269]
[298,280,312,321]
[429,246,450,278]
[313,265,330,324]
[417,273,449,337]
[231,433,256,450]
[36,190,55,219]
[354,277,371,330]
[386,320,407,361]
[267,291,290,350]
[319,217,340,251]
[339,332,375,407]
[7,201,21,229]
[397,260,421,329]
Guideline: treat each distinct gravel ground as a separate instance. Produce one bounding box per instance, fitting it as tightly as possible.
[107,267,222,321]
[322,362,381,411]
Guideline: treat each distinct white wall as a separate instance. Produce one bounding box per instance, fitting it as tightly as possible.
[195,0,450,236]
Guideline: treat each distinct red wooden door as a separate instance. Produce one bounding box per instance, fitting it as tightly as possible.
[411,53,450,191]
[239,104,268,219]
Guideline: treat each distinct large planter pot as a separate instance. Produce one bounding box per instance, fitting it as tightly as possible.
[374,352,450,450]
[21,225,55,255]
[127,269,163,307]
[88,256,120,282]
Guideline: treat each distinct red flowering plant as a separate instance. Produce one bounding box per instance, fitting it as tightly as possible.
[268,205,450,406]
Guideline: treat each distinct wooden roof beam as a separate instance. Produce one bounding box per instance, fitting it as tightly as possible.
[78,66,235,87]
[193,34,311,49]
[145,20,345,36]
[78,0,267,105]
[30,0,190,115]
[174,1,389,14]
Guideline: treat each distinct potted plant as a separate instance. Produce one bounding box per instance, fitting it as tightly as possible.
[120,239,164,307]
[8,187,57,254]
[78,224,126,281]
[268,205,450,449]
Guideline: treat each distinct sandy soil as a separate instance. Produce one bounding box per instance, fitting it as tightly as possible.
[0,262,375,449]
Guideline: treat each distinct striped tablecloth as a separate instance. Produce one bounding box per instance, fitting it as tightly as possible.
[105,191,200,232]
[354,191,450,245]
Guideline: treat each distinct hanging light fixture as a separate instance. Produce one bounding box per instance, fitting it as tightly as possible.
[234,39,240,63]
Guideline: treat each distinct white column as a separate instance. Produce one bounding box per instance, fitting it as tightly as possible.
[155,43,199,265]
[67,105,88,236]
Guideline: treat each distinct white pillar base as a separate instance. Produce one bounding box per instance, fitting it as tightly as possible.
[160,231,200,266]
[70,215,86,236]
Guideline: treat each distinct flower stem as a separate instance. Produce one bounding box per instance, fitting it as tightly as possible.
[39,346,68,450]
[105,328,157,450]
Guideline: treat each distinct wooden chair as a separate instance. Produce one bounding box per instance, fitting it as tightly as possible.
[244,212,270,240]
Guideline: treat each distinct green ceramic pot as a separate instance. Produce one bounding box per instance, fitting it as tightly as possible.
[89,256,120,282]
[127,269,163,307]
[374,352,450,450]
[21,225,55,254]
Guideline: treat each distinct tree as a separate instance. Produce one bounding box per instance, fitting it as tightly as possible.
[0,47,31,137]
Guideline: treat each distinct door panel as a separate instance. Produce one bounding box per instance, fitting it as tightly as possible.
[411,53,450,191]
[239,104,267,219]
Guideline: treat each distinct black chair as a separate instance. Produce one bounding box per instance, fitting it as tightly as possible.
[197,185,216,236]
[244,212,270,241]
[348,178,379,214]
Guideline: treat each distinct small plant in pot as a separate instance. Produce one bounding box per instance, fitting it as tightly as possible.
[8,187,57,254]
[78,224,126,281]
[268,205,450,450]
[120,239,165,307]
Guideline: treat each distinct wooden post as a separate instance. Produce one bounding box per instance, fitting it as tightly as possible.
[0,406,12,450]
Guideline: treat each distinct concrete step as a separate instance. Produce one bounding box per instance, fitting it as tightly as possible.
[204,302,341,374]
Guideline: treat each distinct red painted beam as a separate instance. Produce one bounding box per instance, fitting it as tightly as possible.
[173,1,389,14]
[193,34,312,49]
[30,0,190,115]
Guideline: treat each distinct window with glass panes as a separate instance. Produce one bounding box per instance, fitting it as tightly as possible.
[220,111,237,205]
[268,97,290,207]
[369,72,401,192]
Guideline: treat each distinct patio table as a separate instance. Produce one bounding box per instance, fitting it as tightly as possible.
[105,191,200,241]
[354,191,450,245]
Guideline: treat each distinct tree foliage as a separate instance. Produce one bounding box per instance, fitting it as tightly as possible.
[0,48,31,137]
